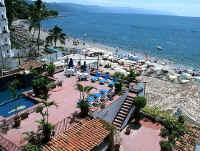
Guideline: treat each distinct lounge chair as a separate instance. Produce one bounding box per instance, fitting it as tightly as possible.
[99,73,110,84]
[108,77,118,87]
[88,96,96,103]
[91,72,101,82]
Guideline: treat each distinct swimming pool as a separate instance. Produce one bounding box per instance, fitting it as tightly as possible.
[0,97,37,118]
[0,86,32,104]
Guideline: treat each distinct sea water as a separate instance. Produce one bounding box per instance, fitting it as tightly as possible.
[42,7,200,70]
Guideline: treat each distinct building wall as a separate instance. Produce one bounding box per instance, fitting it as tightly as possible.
[0,0,11,59]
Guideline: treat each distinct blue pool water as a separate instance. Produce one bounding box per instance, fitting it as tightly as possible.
[0,87,32,104]
[0,97,37,118]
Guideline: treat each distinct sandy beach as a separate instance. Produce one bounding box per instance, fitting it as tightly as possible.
[14,19,200,124]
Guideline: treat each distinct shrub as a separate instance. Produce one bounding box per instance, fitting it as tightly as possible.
[178,115,185,124]
[114,82,123,95]
[47,82,56,90]
[134,96,147,111]
[160,128,169,138]
[20,112,29,120]
[160,141,173,151]
[32,77,49,96]
[101,104,105,109]
[46,64,56,76]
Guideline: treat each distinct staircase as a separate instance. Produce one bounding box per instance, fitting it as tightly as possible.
[112,95,135,131]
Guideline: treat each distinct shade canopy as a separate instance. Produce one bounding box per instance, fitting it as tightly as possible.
[83,61,87,72]
[93,93,103,98]
[100,89,108,94]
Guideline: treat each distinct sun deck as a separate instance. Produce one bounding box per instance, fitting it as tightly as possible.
[0,72,111,149]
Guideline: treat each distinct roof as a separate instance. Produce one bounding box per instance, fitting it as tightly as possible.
[42,118,110,151]
[19,61,42,70]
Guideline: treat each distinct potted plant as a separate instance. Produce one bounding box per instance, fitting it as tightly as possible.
[13,116,21,128]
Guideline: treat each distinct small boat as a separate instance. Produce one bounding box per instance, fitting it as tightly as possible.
[157,45,163,51]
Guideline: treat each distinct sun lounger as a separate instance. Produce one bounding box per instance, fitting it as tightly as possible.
[99,73,110,84]
[91,72,101,82]
[88,96,96,102]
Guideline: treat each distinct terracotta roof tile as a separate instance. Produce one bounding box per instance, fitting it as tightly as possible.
[42,119,111,151]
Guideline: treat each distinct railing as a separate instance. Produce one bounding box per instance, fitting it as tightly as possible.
[0,134,22,151]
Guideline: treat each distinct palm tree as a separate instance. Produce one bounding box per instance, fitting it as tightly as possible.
[46,25,67,47]
[29,0,48,56]
[75,83,96,101]
[75,83,96,117]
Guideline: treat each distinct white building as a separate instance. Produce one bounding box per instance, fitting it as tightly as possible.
[0,0,11,59]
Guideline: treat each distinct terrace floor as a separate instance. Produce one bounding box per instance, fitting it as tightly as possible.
[0,72,110,147]
[120,119,164,151]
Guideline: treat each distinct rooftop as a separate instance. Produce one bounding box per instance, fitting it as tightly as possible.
[19,61,42,70]
[42,118,111,151]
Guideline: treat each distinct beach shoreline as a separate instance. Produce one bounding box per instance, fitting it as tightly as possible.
[13,19,200,124]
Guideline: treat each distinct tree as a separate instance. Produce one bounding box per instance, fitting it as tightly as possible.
[75,83,96,101]
[32,77,49,96]
[77,100,90,117]
[126,69,137,84]
[24,98,57,146]
[46,25,67,47]
[75,83,96,116]
[133,96,147,120]
[29,0,48,56]
[46,63,56,77]
[114,81,123,95]
[36,99,57,143]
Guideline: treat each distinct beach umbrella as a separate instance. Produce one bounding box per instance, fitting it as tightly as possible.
[180,73,191,79]
[83,61,87,72]
[68,58,74,69]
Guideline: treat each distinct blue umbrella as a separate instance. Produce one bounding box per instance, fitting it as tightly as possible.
[100,89,108,94]
[88,96,95,102]
[93,93,103,98]
[83,61,87,72]
[68,58,74,69]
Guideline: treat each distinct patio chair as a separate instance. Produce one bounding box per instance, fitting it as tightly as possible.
[108,77,118,87]
[99,73,110,84]
[91,72,101,82]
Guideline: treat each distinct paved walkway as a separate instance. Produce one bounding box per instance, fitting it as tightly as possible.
[120,120,164,151]
[0,72,109,147]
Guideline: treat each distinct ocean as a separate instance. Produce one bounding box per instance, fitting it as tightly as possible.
[42,4,200,70]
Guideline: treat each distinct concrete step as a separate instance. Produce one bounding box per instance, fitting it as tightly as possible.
[121,105,130,109]
[119,110,128,115]
[113,121,122,128]
[120,107,130,112]
[125,99,133,103]
[118,113,126,118]
[113,119,123,124]
[115,116,125,121]
[127,96,135,99]
[123,102,132,106]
